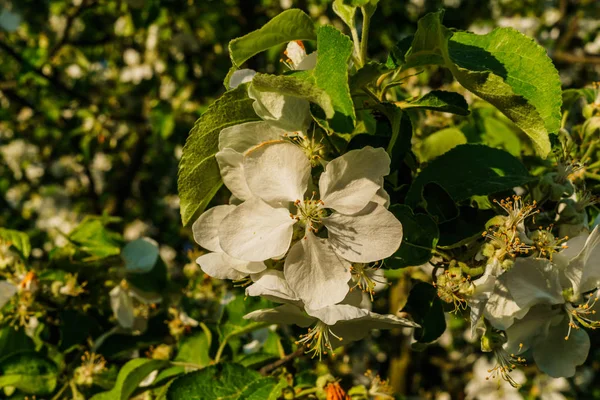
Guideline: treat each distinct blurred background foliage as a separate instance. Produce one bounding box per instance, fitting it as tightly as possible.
[1,0,599,399]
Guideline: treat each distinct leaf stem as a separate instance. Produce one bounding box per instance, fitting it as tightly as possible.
[296,387,319,397]
[214,322,270,364]
[350,25,362,67]
[359,7,371,67]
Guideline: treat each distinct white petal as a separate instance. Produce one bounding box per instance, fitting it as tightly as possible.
[504,305,560,354]
[483,277,530,330]
[243,303,315,327]
[244,142,310,204]
[215,149,253,201]
[533,316,590,378]
[219,198,295,262]
[502,257,564,309]
[323,202,403,263]
[218,121,287,153]
[196,253,263,280]
[371,182,390,209]
[284,232,351,309]
[295,52,317,70]
[192,205,236,252]
[248,86,311,133]
[245,269,299,303]
[307,304,419,344]
[228,69,256,89]
[319,147,390,214]
[110,285,135,329]
[565,226,600,296]
[0,281,17,308]
[284,41,307,67]
[122,237,159,274]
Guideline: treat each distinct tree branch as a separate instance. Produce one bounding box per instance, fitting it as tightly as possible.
[259,347,305,376]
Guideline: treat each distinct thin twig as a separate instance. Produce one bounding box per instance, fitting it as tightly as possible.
[259,347,305,376]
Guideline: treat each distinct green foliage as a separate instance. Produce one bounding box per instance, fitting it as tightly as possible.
[387,205,439,268]
[0,352,58,395]
[178,84,259,225]
[167,363,281,400]
[402,282,446,345]
[406,144,533,207]
[0,228,31,259]
[399,90,469,116]
[417,127,467,162]
[313,26,356,133]
[402,10,562,157]
[228,9,316,68]
[68,217,121,260]
[91,359,170,400]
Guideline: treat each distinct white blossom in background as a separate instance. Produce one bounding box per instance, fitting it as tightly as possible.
[109,281,161,333]
[465,357,524,400]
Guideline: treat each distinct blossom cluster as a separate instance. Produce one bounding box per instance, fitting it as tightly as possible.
[458,168,600,383]
[192,42,418,358]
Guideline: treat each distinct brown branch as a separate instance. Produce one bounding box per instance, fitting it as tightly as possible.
[48,0,98,60]
[259,347,304,376]
[0,39,89,103]
[553,51,600,65]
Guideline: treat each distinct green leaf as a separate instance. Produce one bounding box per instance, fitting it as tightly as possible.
[417,127,467,162]
[178,84,260,225]
[122,237,160,274]
[228,9,316,68]
[314,26,355,133]
[438,207,495,248]
[350,62,390,89]
[333,0,356,29]
[423,182,459,222]
[69,217,120,259]
[406,144,534,207]
[0,327,35,362]
[251,73,334,118]
[402,282,446,344]
[166,363,280,400]
[0,352,58,395]
[405,10,562,157]
[91,358,170,400]
[175,331,211,368]
[399,90,469,115]
[562,88,596,111]
[386,205,438,269]
[0,228,30,259]
[480,116,522,156]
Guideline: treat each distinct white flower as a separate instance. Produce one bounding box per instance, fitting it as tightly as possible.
[465,357,524,400]
[532,375,570,400]
[192,205,266,280]
[283,41,317,71]
[215,142,402,309]
[109,282,161,332]
[493,228,600,377]
[244,278,418,359]
[0,280,18,309]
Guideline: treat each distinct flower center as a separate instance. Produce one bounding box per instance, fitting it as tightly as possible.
[564,291,600,340]
[487,345,526,388]
[493,195,538,230]
[350,263,387,301]
[531,227,568,260]
[296,321,342,360]
[434,267,474,313]
[292,193,325,233]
